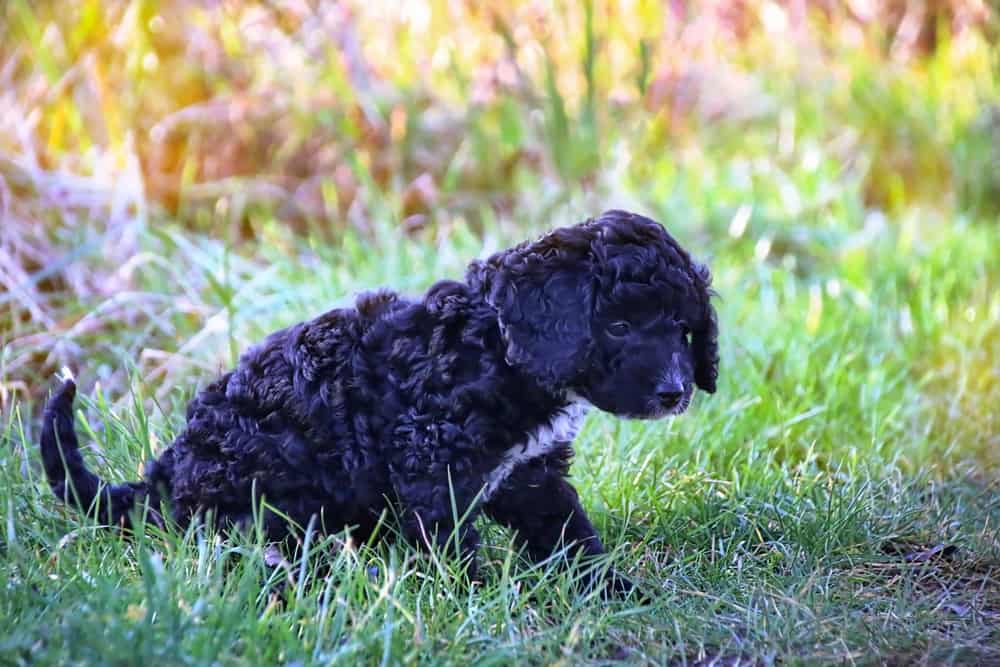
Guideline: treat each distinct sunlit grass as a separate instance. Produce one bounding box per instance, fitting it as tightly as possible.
[2,1,999,664]
[2,203,998,663]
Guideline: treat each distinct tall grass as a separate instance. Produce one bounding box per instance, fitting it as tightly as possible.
[1,1,999,664]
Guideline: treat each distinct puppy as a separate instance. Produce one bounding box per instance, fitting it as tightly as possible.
[40,210,718,594]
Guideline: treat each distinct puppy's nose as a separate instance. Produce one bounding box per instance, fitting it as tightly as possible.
[656,382,684,407]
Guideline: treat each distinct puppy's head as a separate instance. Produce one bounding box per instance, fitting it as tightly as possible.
[471,209,718,419]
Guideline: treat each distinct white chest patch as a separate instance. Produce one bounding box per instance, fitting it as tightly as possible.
[481,402,590,501]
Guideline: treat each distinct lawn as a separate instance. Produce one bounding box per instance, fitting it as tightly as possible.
[2,2,999,665]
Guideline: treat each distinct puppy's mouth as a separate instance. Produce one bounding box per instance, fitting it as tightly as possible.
[641,388,692,419]
[576,386,693,420]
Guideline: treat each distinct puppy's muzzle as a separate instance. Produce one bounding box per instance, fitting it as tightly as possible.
[655,380,684,410]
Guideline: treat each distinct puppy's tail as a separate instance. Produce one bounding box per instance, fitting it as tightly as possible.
[40,378,151,528]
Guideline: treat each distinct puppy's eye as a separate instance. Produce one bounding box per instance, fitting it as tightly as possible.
[608,321,630,337]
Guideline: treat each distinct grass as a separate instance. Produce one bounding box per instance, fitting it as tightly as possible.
[2,1,1000,665]
[2,209,998,664]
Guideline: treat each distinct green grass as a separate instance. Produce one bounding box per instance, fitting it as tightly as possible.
[2,1,1000,664]
[2,202,999,664]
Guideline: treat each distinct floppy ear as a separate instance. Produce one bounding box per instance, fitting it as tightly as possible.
[487,260,594,390]
[692,301,719,393]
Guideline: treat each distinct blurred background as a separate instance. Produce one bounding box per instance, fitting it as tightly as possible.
[0,1,997,466]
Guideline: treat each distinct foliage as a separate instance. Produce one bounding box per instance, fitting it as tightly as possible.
[1,1,998,664]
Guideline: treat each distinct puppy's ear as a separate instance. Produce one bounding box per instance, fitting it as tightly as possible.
[692,267,719,393]
[483,253,594,390]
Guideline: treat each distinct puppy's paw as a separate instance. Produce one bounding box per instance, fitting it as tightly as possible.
[605,570,649,601]
[583,567,648,602]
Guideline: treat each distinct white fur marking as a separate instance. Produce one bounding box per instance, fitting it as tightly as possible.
[481,402,589,501]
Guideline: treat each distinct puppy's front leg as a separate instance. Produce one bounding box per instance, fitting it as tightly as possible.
[484,447,637,597]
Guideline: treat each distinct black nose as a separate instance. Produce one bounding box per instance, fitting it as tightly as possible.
[656,382,684,407]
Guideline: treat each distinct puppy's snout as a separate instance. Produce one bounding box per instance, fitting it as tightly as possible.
[655,381,684,408]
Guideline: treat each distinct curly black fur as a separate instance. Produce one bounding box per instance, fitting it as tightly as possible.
[40,210,718,594]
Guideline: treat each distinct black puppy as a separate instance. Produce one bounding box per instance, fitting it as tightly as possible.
[40,210,718,594]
